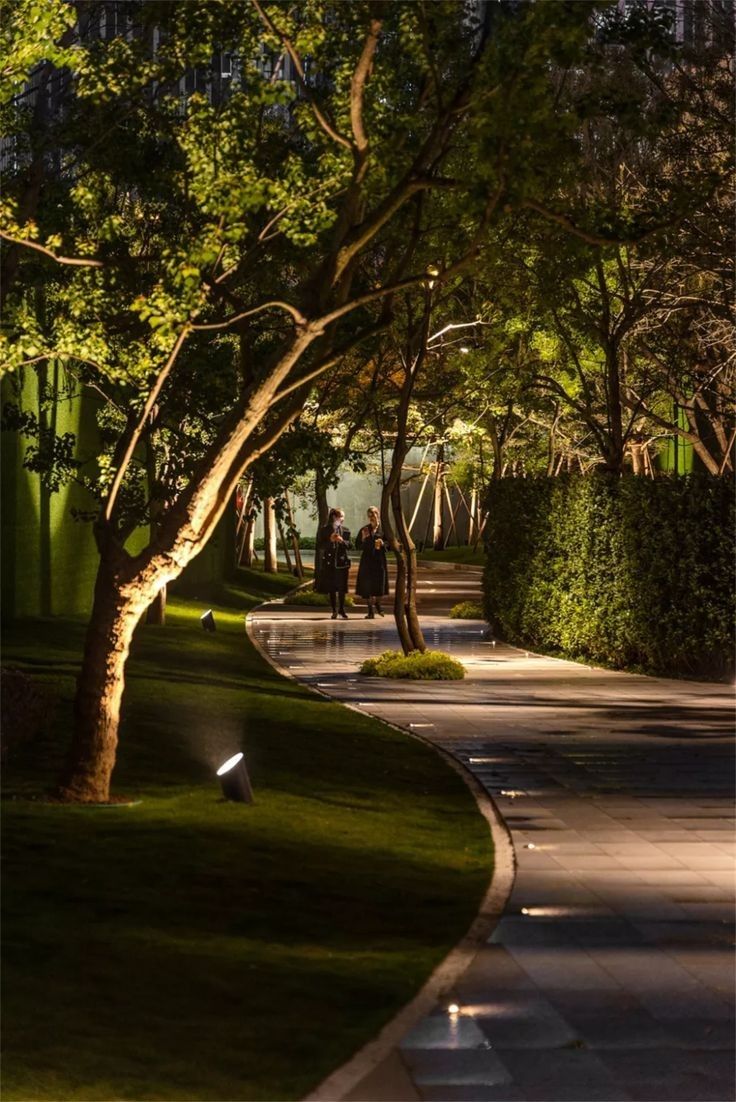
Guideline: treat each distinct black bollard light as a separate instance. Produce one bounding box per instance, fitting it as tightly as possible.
[201,609,216,632]
[216,752,253,804]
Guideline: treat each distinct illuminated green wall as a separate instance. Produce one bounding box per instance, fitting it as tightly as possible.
[1,367,101,620]
[1,367,229,622]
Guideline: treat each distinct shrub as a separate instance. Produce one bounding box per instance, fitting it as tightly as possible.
[0,668,51,759]
[288,589,354,607]
[449,601,485,619]
[360,650,465,680]
[483,474,735,679]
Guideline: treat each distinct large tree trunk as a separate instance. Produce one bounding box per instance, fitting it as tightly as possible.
[59,558,151,802]
[263,497,278,573]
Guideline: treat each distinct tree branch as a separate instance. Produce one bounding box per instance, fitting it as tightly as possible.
[251,0,352,151]
[0,230,105,268]
[103,326,191,524]
[191,300,308,331]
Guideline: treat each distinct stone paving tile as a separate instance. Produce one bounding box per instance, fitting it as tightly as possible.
[420,1086,530,1102]
[596,1048,735,1102]
[251,570,735,1102]
[400,1014,488,1051]
[454,947,540,996]
[400,1049,513,1088]
[469,994,580,1050]
[493,1049,634,1102]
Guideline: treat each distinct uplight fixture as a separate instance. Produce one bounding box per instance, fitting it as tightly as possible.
[201,609,216,632]
[447,1003,460,1016]
[216,752,253,804]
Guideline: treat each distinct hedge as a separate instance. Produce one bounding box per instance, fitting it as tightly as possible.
[483,474,735,679]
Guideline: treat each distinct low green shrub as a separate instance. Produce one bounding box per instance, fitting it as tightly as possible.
[360,649,465,680]
[0,668,53,760]
[288,588,354,607]
[449,601,485,620]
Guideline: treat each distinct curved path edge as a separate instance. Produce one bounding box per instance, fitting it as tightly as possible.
[244,605,517,1102]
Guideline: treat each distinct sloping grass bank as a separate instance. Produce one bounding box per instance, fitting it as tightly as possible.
[2,567,492,1102]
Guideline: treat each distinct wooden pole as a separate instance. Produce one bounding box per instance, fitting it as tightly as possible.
[407,468,431,534]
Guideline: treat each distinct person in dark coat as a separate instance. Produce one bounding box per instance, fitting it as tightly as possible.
[355,506,389,619]
[316,507,352,619]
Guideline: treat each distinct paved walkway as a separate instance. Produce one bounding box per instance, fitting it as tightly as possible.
[250,566,735,1102]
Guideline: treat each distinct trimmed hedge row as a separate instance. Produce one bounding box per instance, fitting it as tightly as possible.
[483,475,735,679]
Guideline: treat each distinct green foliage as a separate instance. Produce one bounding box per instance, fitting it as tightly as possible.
[483,475,735,678]
[360,649,465,680]
[449,601,485,620]
[286,589,353,607]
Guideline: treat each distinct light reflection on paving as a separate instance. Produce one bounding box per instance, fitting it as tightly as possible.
[250,568,735,1102]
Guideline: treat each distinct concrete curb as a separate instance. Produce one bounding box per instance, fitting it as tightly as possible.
[245,603,517,1102]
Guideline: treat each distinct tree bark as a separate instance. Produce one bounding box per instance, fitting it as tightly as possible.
[263,497,278,573]
[381,482,413,655]
[285,491,304,579]
[277,514,293,573]
[146,586,167,624]
[391,484,425,652]
[432,443,445,550]
[59,556,152,802]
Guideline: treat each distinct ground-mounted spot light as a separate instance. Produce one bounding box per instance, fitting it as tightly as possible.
[460,346,470,354]
[525,843,536,850]
[201,609,216,632]
[447,1002,460,1016]
[521,907,530,915]
[216,752,253,804]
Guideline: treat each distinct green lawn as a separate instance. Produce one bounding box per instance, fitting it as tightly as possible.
[2,567,492,1102]
[417,546,486,567]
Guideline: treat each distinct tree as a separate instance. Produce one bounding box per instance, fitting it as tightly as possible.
[2,0,501,800]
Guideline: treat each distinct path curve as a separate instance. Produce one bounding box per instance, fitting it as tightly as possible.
[249,564,735,1102]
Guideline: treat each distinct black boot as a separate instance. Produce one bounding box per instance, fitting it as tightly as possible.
[375,601,385,617]
[338,599,349,620]
[365,602,375,619]
[330,593,338,620]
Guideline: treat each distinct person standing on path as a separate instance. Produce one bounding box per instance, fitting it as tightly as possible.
[316,507,352,619]
[355,506,389,619]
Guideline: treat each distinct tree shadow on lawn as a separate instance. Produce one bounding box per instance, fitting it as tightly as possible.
[3,801,490,1101]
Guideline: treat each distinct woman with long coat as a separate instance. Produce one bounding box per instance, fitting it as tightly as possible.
[316,507,352,619]
[355,506,389,618]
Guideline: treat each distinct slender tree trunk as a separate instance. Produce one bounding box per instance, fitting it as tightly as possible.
[285,491,304,579]
[391,484,425,652]
[263,497,278,574]
[381,483,413,655]
[432,443,445,550]
[314,470,330,580]
[146,586,167,625]
[604,343,625,474]
[486,415,503,480]
[240,509,257,565]
[59,557,151,802]
[277,514,293,573]
[468,485,478,545]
